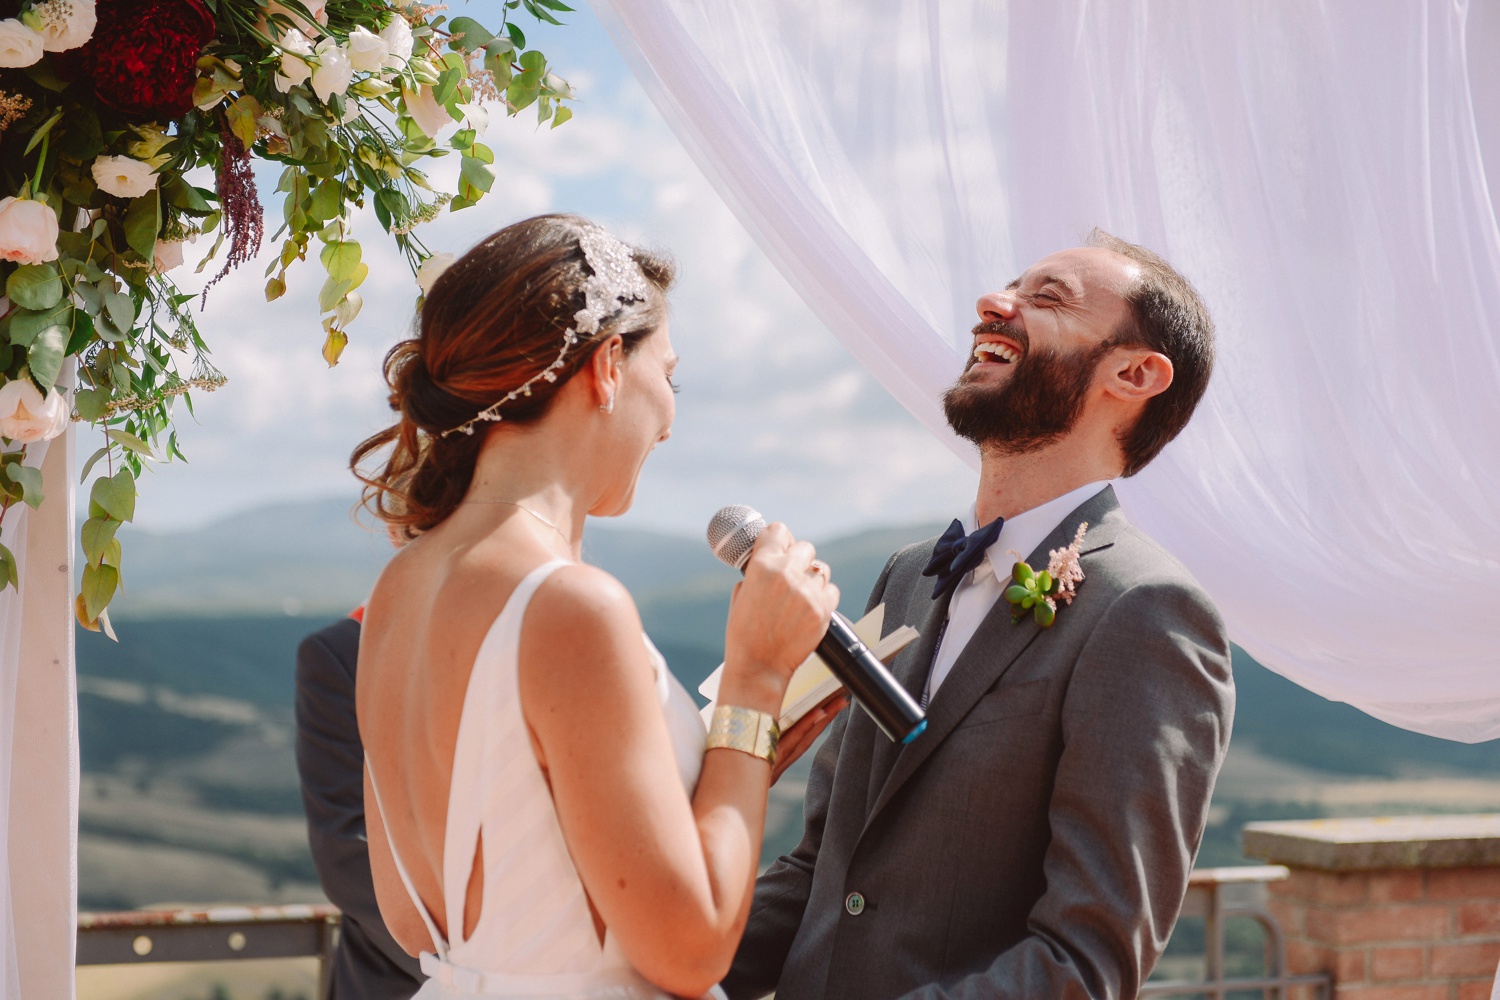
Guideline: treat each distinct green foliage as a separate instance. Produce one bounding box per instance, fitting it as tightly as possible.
[0,0,577,624]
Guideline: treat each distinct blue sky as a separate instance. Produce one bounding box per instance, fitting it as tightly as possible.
[116,4,976,541]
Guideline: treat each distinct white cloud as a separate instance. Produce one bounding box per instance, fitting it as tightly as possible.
[113,6,975,541]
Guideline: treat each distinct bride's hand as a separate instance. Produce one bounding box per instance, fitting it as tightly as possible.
[719,523,839,712]
[771,693,849,784]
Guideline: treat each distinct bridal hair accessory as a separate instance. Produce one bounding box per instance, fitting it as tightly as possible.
[441,228,652,438]
[1004,522,1088,628]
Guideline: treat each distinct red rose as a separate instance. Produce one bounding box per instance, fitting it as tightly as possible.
[80,0,216,119]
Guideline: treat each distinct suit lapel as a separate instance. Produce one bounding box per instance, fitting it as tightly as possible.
[866,575,951,791]
[863,486,1126,827]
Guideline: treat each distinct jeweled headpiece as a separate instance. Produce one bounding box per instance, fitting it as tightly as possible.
[441,227,652,438]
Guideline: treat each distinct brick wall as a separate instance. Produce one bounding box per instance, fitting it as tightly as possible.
[1268,865,1500,999]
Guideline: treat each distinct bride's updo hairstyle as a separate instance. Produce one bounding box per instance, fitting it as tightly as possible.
[353,214,675,537]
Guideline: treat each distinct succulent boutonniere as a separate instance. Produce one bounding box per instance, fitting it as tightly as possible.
[1004,522,1089,627]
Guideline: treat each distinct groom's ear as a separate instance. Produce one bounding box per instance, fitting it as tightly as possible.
[1102,347,1173,403]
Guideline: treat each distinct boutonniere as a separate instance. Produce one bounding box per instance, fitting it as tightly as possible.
[1004,522,1089,627]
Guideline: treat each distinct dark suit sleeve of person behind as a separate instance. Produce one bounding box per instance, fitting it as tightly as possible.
[295,617,425,1000]
[901,576,1234,1000]
[723,554,899,999]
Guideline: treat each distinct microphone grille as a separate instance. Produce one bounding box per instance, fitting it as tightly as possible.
[706,505,765,571]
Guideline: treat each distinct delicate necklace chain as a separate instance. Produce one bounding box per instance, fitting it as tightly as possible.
[465,498,571,545]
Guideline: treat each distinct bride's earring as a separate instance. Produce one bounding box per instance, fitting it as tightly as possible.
[601,390,615,414]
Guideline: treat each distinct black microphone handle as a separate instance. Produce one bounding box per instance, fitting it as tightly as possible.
[816,613,928,744]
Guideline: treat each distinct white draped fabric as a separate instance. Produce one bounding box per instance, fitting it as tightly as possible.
[0,428,79,1000]
[594,0,1500,741]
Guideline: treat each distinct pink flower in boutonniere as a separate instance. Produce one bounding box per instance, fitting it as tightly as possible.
[1005,522,1088,628]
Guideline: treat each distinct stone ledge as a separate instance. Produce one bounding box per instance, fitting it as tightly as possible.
[1244,816,1500,871]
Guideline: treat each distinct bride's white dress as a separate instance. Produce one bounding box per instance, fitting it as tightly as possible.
[367,559,711,999]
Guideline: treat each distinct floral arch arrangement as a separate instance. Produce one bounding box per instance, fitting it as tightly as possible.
[0,0,573,631]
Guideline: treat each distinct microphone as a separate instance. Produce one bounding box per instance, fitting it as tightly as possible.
[707,505,927,744]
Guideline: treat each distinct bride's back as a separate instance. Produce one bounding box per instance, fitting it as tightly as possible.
[357,511,556,946]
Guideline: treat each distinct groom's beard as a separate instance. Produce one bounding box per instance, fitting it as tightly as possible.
[943,322,1112,453]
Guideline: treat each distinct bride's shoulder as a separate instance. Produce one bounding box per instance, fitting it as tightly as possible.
[527,562,641,633]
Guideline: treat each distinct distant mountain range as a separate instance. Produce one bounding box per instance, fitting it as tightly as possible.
[108,495,945,625]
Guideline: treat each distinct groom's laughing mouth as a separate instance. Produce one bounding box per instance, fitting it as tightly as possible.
[968,323,1027,373]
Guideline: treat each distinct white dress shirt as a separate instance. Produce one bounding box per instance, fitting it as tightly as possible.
[924,481,1114,704]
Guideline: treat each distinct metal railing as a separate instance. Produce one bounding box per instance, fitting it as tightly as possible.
[78,868,1333,999]
[77,903,340,996]
[1141,866,1331,999]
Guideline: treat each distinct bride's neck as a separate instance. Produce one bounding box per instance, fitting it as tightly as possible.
[466,420,595,553]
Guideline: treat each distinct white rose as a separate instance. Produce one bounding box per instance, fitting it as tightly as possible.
[153,239,185,273]
[0,379,70,444]
[415,252,455,294]
[310,38,353,103]
[91,155,158,199]
[0,18,44,67]
[403,83,454,139]
[345,25,389,73]
[0,196,60,265]
[274,27,314,92]
[34,0,95,52]
[379,15,412,70]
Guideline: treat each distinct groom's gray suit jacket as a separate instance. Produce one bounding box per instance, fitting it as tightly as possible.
[724,486,1234,1000]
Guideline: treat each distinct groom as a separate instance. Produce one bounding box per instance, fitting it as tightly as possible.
[724,231,1235,999]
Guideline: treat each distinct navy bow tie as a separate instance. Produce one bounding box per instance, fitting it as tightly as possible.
[921,517,1004,602]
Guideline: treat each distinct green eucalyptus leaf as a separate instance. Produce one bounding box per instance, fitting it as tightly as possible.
[74,387,109,423]
[459,155,494,194]
[102,288,135,333]
[7,301,70,347]
[226,94,262,149]
[308,179,342,223]
[4,464,43,509]
[81,561,119,622]
[320,240,362,283]
[81,516,119,568]
[162,176,213,213]
[433,66,462,108]
[78,445,110,483]
[505,21,526,48]
[448,16,494,51]
[318,276,353,313]
[0,542,17,591]
[6,263,63,311]
[64,312,95,357]
[74,280,102,315]
[551,105,572,129]
[123,191,161,261]
[26,324,67,391]
[89,467,136,523]
[106,429,153,458]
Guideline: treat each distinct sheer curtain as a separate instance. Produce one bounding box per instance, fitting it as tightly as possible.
[0,428,79,1000]
[594,0,1500,741]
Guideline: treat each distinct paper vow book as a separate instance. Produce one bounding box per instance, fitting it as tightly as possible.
[698,604,920,731]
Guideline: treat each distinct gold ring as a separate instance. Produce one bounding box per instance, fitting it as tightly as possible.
[808,560,830,580]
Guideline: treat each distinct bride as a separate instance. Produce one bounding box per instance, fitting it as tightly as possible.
[352,214,842,999]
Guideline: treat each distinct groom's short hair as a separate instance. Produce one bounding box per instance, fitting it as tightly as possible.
[1086,229,1215,476]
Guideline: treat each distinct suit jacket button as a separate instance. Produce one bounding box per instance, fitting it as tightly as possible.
[845,892,865,916]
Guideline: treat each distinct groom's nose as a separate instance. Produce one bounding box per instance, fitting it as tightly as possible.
[976,290,1019,323]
